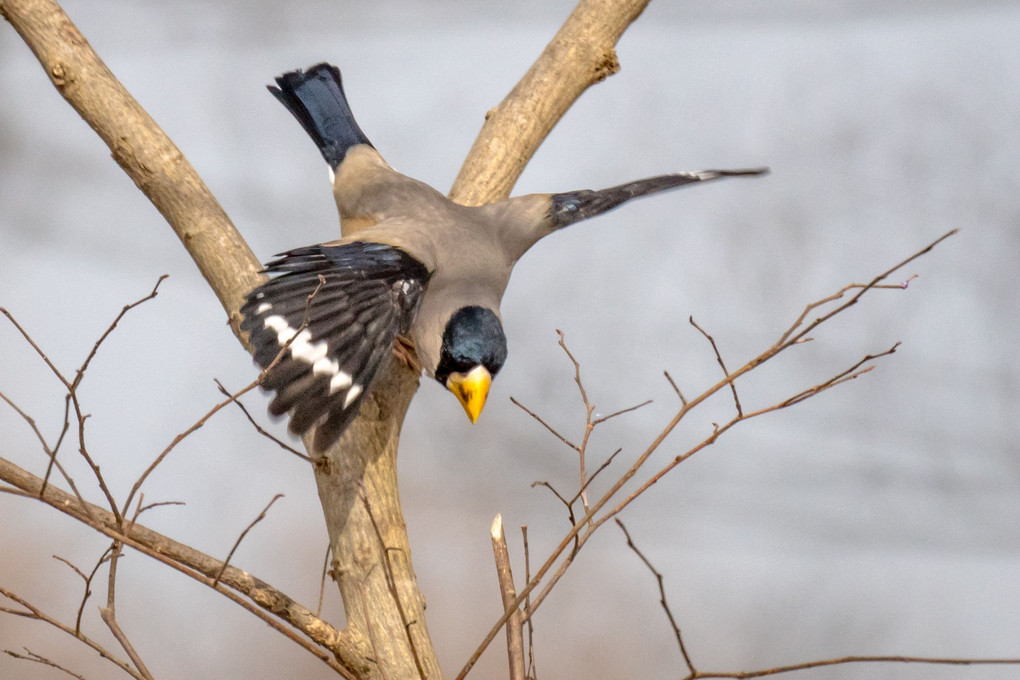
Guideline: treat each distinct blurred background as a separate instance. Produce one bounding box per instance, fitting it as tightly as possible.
[2,1,1018,678]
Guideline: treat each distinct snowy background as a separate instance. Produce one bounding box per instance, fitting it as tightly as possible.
[2,1,1018,679]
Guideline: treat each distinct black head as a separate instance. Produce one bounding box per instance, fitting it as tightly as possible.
[434,306,508,385]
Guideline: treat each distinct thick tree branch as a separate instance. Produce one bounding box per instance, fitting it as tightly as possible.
[4,0,659,678]
[0,456,370,677]
[450,0,653,205]
[0,0,263,339]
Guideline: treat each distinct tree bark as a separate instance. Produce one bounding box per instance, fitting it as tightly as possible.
[2,0,653,677]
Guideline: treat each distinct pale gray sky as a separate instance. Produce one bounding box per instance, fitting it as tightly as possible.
[2,2,1019,679]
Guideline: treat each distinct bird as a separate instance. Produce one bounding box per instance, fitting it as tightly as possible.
[240,63,766,451]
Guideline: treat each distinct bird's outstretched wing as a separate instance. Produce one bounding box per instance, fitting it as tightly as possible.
[241,241,429,450]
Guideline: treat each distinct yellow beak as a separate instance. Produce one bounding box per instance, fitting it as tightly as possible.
[446,365,492,424]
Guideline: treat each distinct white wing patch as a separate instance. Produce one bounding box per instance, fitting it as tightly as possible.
[264,314,355,396]
[343,384,363,408]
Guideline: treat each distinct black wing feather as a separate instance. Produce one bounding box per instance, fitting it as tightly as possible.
[240,241,429,450]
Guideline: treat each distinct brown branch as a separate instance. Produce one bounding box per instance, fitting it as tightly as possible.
[121,377,262,519]
[317,544,331,619]
[0,0,263,334]
[360,490,427,680]
[556,330,596,513]
[511,396,579,451]
[663,371,688,406]
[73,275,168,390]
[0,586,144,680]
[0,389,84,515]
[449,0,654,205]
[100,539,155,680]
[490,515,526,680]
[520,525,537,680]
[462,234,954,678]
[52,549,112,635]
[689,317,741,417]
[615,524,1020,680]
[592,400,653,426]
[616,519,696,675]
[692,655,1020,679]
[4,648,87,680]
[214,379,312,463]
[213,494,284,587]
[0,456,367,677]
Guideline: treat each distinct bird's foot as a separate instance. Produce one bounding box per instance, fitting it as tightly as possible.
[393,335,422,374]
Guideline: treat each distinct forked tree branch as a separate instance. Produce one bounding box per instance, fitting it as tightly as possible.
[2,0,657,678]
[0,0,263,338]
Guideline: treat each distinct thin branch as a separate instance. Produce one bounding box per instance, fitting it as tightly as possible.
[0,307,71,389]
[663,371,688,406]
[316,544,331,618]
[213,494,284,587]
[0,586,144,680]
[4,648,87,680]
[616,519,696,675]
[0,456,365,676]
[0,389,88,517]
[689,317,741,417]
[520,525,537,680]
[776,231,956,347]
[592,399,653,426]
[214,379,311,463]
[73,275,168,390]
[490,515,526,680]
[510,397,578,451]
[53,548,112,635]
[100,540,156,680]
[39,394,73,498]
[692,655,1020,679]
[461,234,954,678]
[360,489,427,680]
[120,377,262,519]
[569,448,623,507]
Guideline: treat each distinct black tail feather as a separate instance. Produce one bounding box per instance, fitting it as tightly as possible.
[269,63,372,169]
[549,167,769,228]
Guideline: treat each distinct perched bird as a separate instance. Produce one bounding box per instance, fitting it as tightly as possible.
[241,63,766,450]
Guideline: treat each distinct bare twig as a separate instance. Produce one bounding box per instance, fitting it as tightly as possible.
[214,379,311,463]
[458,232,956,680]
[53,548,113,635]
[4,648,87,680]
[120,377,262,519]
[521,525,537,680]
[689,317,741,417]
[101,540,156,680]
[490,515,526,680]
[616,519,696,675]
[360,490,427,680]
[556,330,595,513]
[0,586,144,680]
[0,457,364,677]
[0,308,72,389]
[1,376,89,520]
[213,494,284,587]
[569,448,623,508]
[592,399,653,425]
[73,275,168,390]
[663,371,688,406]
[510,397,578,450]
[316,544,331,618]
[123,275,325,519]
[692,655,1020,679]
